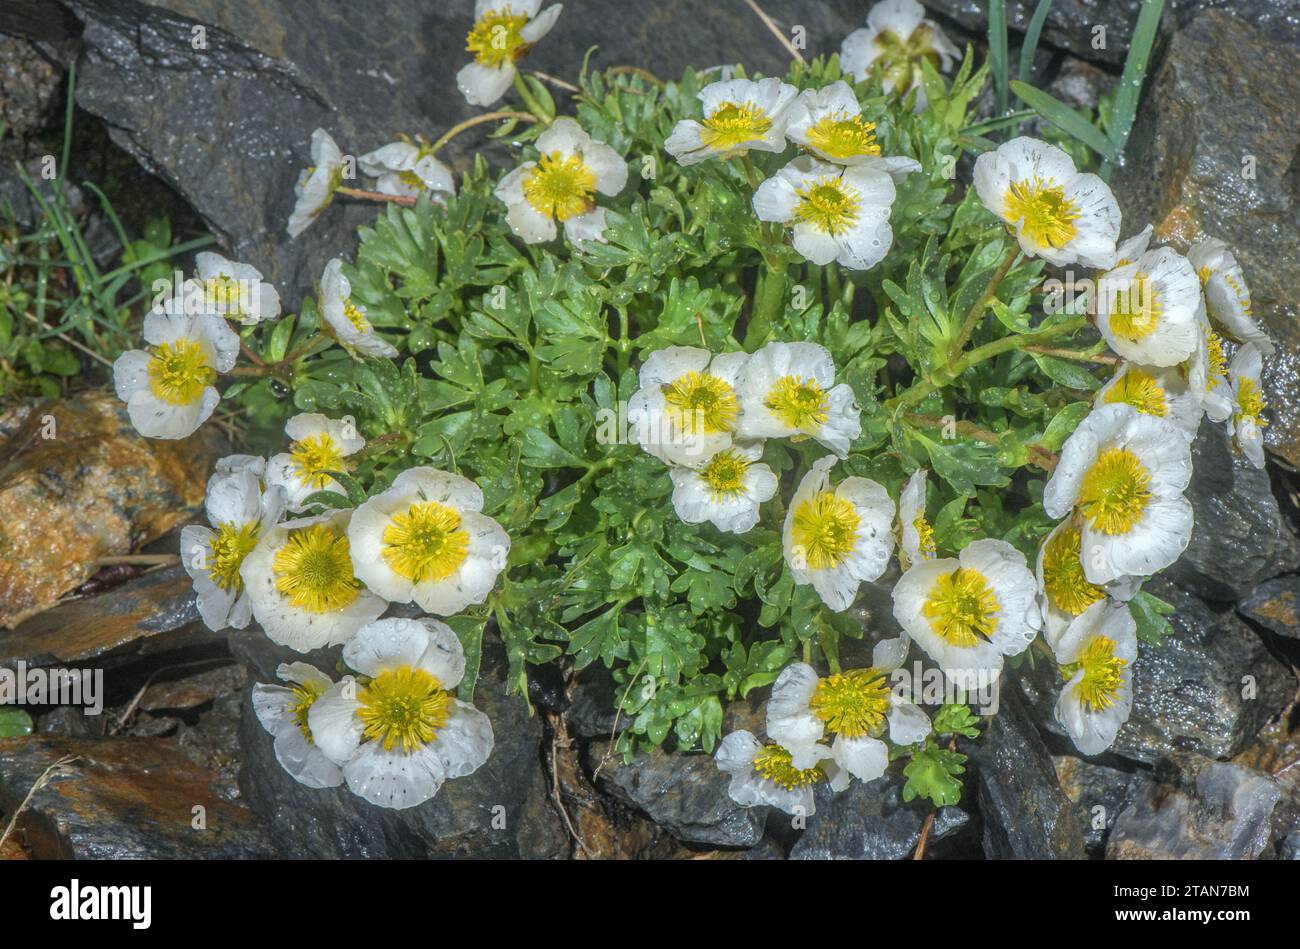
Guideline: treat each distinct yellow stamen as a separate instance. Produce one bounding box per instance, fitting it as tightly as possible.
[358,666,452,753]
[1002,175,1079,251]
[465,7,529,68]
[752,742,825,791]
[913,513,936,558]
[1107,273,1162,341]
[701,449,749,501]
[523,150,597,222]
[804,113,880,160]
[1078,448,1151,535]
[272,523,360,613]
[289,679,326,743]
[207,521,261,594]
[765,374,829,432]
[1236,376,1267,427]
[342,299,371,334]
[661,370,738,436]
[289,433,345,491]
[790,491,859,570]
[1041,525,1104,617]
[699,101,772,151]
[147,338,215,406]
[1103,367,1168,417]
[1205,330,1228,393]
[922,567,1000,648]
[793,177,860,236]
[381,501,471,583]
[204,274,243,312]
[872,24,940,92]
[810,668,891,738]
[1062,635,1126,711]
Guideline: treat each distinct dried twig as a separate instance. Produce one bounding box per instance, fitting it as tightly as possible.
[742,0,806,64]
[0,755,81,853]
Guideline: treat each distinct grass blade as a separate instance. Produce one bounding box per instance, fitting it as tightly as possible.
[1010,80,1118,161]
[1018,0,1055,85]
[988,0,1009,125]
[1103,0,1166,178]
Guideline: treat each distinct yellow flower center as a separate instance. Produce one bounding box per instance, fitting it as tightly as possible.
[523,150,597,222]
[790,491,860,570]
[922,567,1000,648]
[358,666,452,753]
[342,299,371,334]
[381,501,471,583]
[1103,367,1168,417]
[289,679,326,743]
[793,178,861,236]
[204,274,243,312]
[1196,264,1213,286]
[398,170,426,191]
[765,374,829,432]
[1061,635,1126,712]
[1041,524,1104,617]
[1205,330,1228,393]
[289,433,345,491]
[1002,176,1079,251]
[804,113,880,160]
[207,521,261,594]
[1236,376,1268,428]
[701,449,749,500]
[751,742,825,791]
[661,370,739,436]
[1078,448,1151,535]
[272,522,360,613]
[1107,273,1162,341]
[699,101,772,151]
[147,338,215,406]
[913,513,936,558]
[872,25,940,92]
[810,668,891,738]
[466,7,529,68]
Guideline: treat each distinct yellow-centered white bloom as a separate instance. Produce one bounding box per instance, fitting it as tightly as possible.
[892,538,1040,687]
[181,454,286,632]
[1187,237,1274,355]
[194,252,281,325]
[1095,246,1201,367]
[840,0,960,109]
[494,117,627,244]
[288,128,345,238]
[782,456,895,612]
[358,141,456,200]
[1034,519,1140,649]
[973,136,1120,269]
[348,466,511,615]
[783,81,922,178]
[668,441,778,534]
[240,508,387,653]
[766,661,930,782]
[628,346,749,467]
[457,0,563,107]
[1043,404,1193,586]
[715,729,845,816]
[1227,343,1268,469]
[112,306,239,440]
[664,77,798,166]
[319,257,398,358]
[753,155,903,271]
[898,467,936,570]
[1113,224,1153,267]
[1052,599,1136,756]
[252,661,344,789]
[737,341,861,457]
[266,412,367,512]
[309,617,494,810]
[1187,303,1235,424]
[1094,361,1203,443]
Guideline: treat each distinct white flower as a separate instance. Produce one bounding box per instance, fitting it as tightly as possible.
[240,508,387,652]
[973,136,1120,269]
[194,252,281,325]
[112,306,238,439]
[1035,520,1109,649]
[252,662,344,789]
[308,617,494,810]
[1187,303,1234,423]
[664,77,798,166]
[753,156,902,270]
[1043,403,1193,586]
[181,455,286,631]
[782,456,895,612]
[348,466,510,615]
[457,0,563,107]
[318,258,398,358]
[1113,224,1153,266]
[627,346,749,466]
[840,0,961,109]
[766,661,930,784]
[494,117,627,244]
[1095,247,1201,367]
[1052,599,1137,756]
[358,141,456,200]
[783,81,921,178]
[1227,343,1268,469]
[714,729,844,816]
[1094,361,1203,442]
[736,341,861,456]
[898,467,936,570]
[266,412,366,512]
[1187,237,1274,355]
[668,442,777,534]
[892,538,1039,687]
[288,128,345,238]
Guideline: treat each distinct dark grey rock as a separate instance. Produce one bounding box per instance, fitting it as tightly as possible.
[565,664,625,740]
[1053,754,1140,858]
[1108,756,1282,859]
[965,685,1086,859]
[0,35,61,156]
[1020,580,1295,764]
[1238,576,1300,641]
[1168,425,1300,601]
[586,740,764,848]
[789,770,969,860]
[1279,833,1300,860]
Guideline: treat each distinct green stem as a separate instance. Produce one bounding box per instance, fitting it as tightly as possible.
[429,110,537,154]
[948,245,1021,365]
[744,264,786,350]
[512,72,552,123]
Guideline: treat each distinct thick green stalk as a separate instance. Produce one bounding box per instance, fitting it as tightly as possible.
[745,265,786,350]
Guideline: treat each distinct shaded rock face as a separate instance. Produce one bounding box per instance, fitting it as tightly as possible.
[1053,755,1139,858]
[1020,580,1294,765]
[0,734,275,858]
[1238,576,1300,641]
[1169,425,1300,602]
[232,630,569,859]
[0,34,61,157]
[1112,7,1300,466]
[0,390,220,628]
[1108,756,1282,860]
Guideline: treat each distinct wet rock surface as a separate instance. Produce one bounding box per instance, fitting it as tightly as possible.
[1238,576,1300,641]
[1053,755,1139,858]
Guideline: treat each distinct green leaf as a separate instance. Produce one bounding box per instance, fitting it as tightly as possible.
[1130,590,1174,646]
[0,707,33,738]
[1040,401,1092,451]
[1029,352,1101,391]
[300,489,354,510]
[1010,80,1118,161]
[931,703,981,739]
[1104,0,1166,178]
[902,743,968,807]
